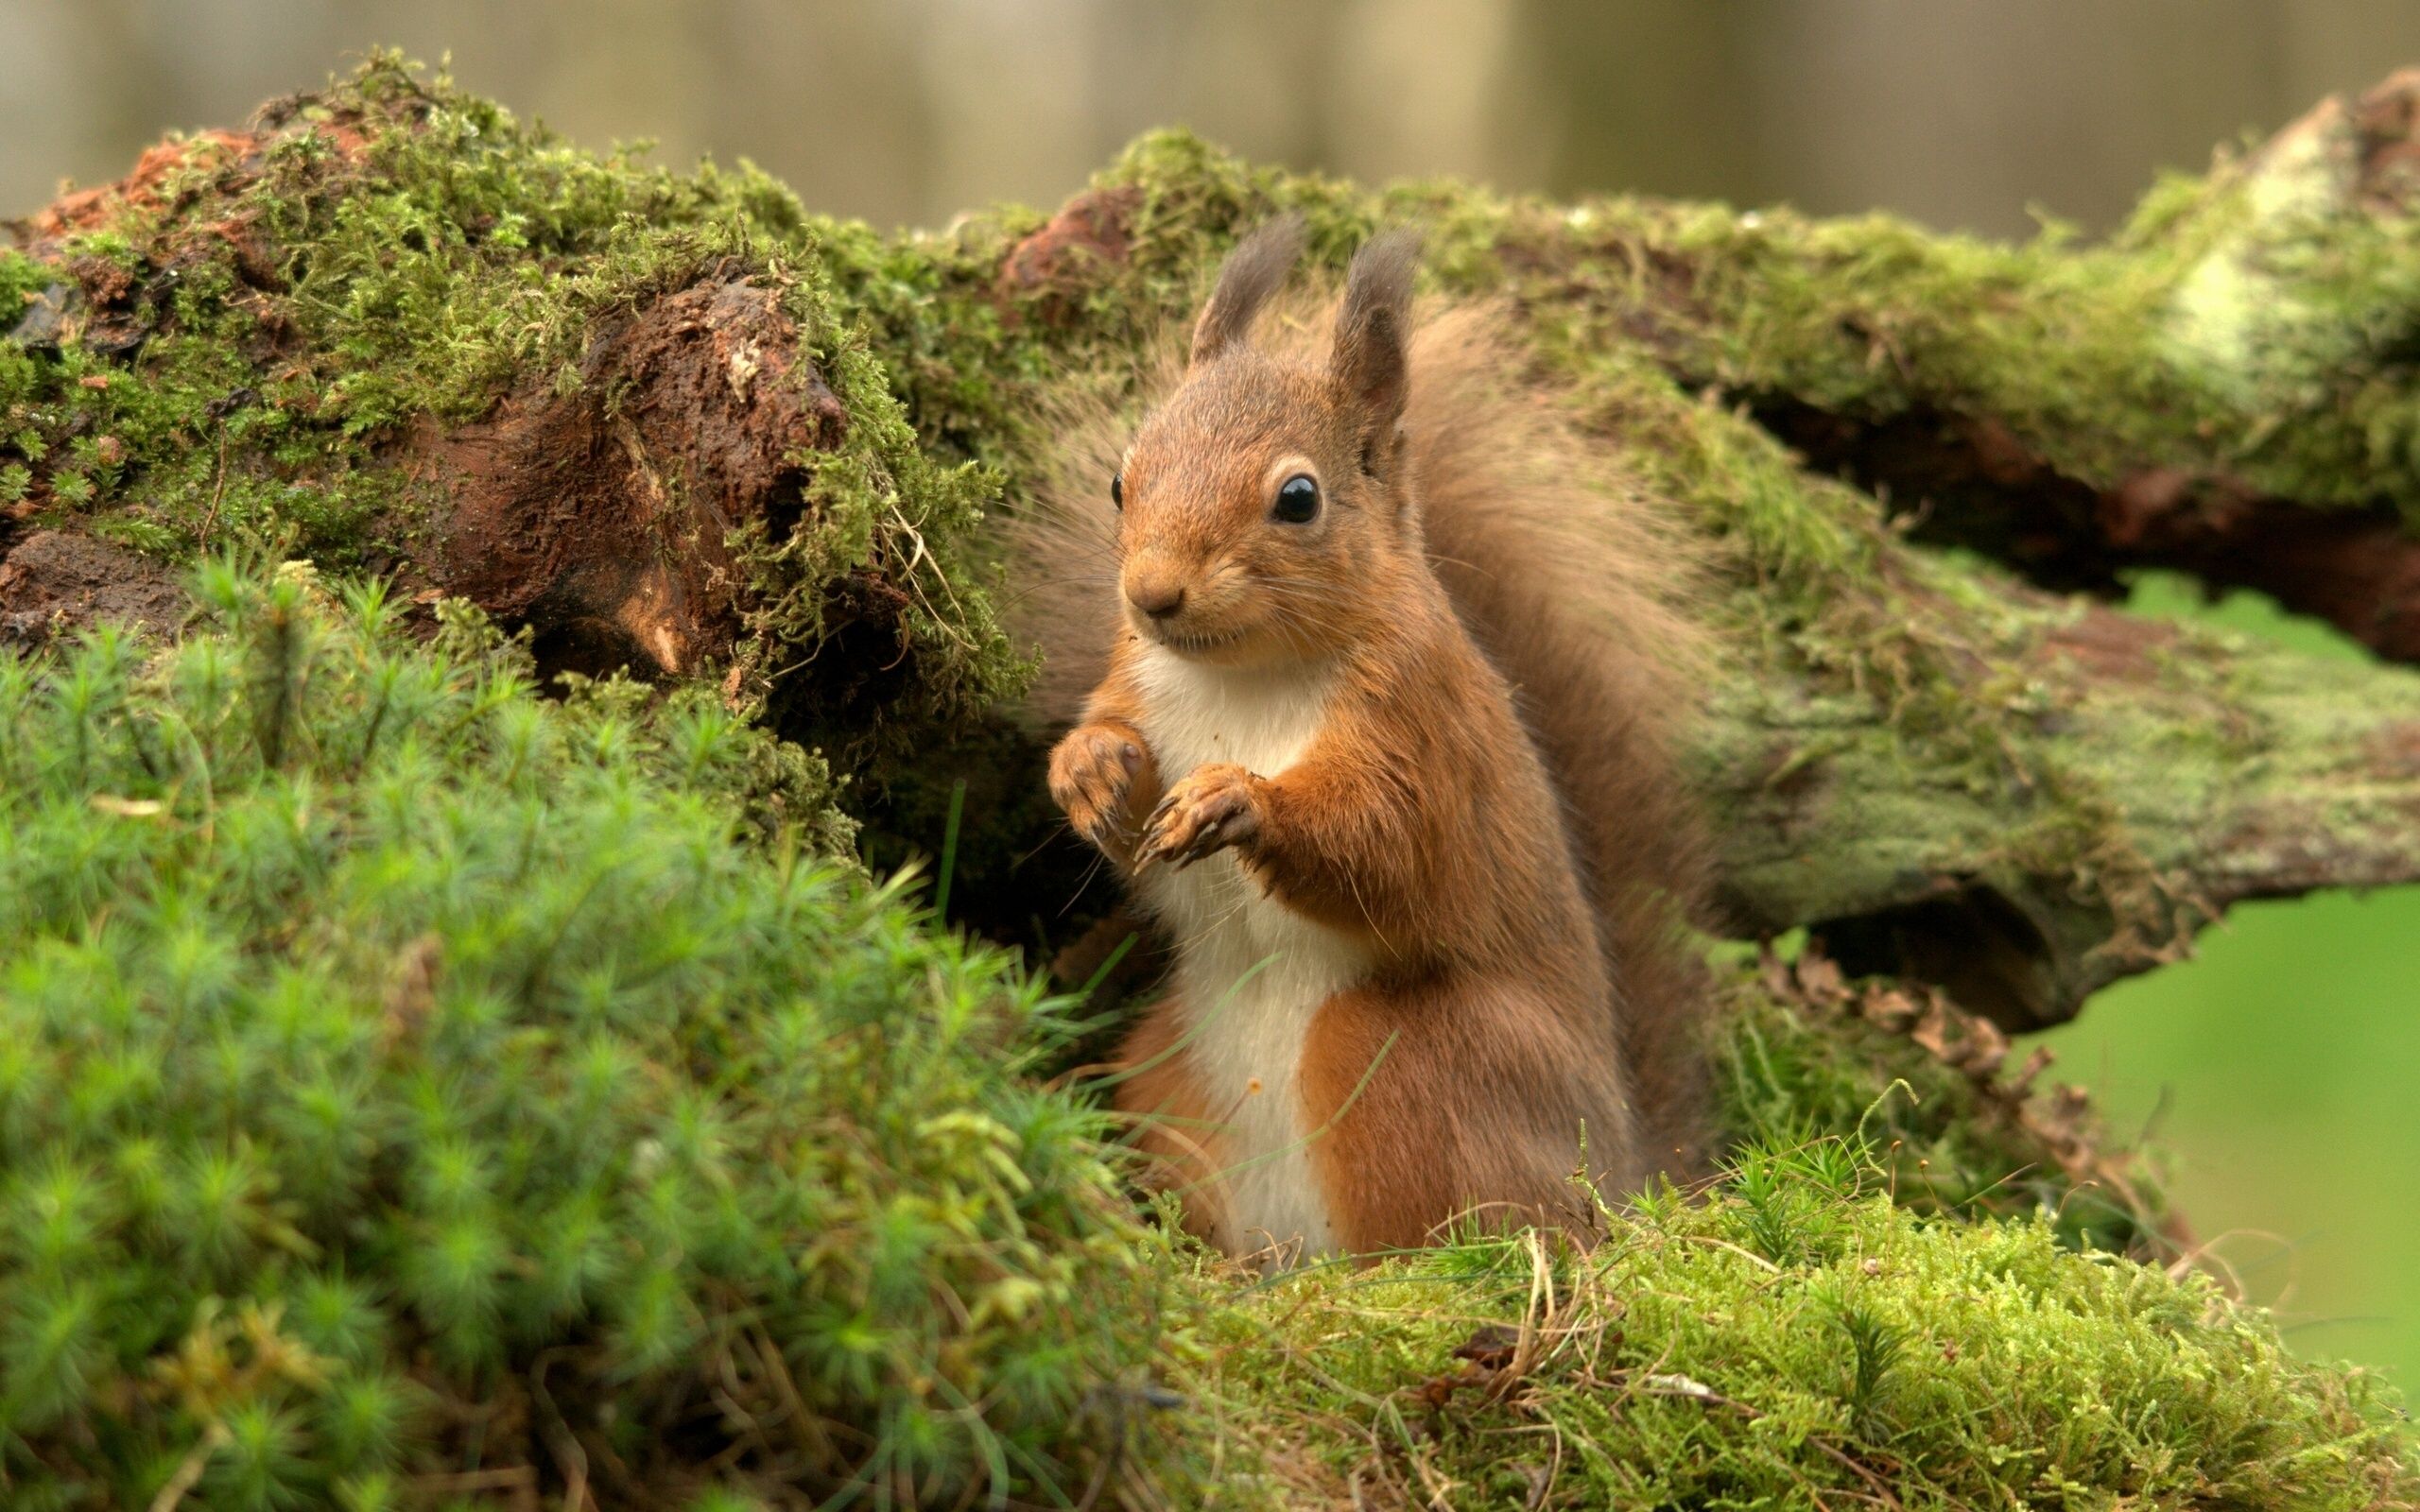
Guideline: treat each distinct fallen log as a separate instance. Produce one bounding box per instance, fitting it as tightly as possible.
[7,57,2419,1035]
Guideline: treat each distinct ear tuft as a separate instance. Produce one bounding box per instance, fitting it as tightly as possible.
[1331,230,1421,461]
[1190,215,1306,366]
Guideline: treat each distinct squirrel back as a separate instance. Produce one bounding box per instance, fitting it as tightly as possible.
[1008,228,1716,1194]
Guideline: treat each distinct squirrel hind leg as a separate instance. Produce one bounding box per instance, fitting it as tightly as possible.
[1111,995,1236,1250]
[1299,980,1629,1254]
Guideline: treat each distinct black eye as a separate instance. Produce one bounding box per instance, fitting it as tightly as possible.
[1110,472,1124,510]
[1272,473,1320,524]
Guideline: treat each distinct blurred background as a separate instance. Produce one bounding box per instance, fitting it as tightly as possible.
[4,0,2415,1388]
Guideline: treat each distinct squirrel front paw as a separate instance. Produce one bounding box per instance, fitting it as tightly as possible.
[1139,763,1264,868]
[1049,721,1157,857]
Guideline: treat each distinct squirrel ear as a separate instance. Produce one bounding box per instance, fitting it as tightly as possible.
[1191,215,1305,366]
[1330,230,1419,465]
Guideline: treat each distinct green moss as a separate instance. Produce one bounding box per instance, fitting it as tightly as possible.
[1186,1140,2415,1509]
[8,61,2420,1510]
[3,55,1021,799]
[3,562,2411,1507]
[0,249,45,323]
[1495,142,2420,522]
[0,567,1161,1508]
[1710,961,2161,1255]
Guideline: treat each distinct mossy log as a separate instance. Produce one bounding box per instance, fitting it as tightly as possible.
[8,60,2420,1038]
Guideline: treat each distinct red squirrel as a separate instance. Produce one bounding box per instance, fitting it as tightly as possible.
[1015,220,1711,1263]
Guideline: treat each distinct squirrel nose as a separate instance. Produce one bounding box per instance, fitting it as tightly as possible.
[1126,576,1186,620]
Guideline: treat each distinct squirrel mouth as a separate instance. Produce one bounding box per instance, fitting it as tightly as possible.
[1153,625,1245,655]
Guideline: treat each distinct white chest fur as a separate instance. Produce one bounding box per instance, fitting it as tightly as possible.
[1128,646,1372,1263]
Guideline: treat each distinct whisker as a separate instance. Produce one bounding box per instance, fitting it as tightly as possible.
[996,574,1120,611]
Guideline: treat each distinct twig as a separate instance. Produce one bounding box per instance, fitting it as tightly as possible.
[147,1422,231,1512]
[199,427,229,548]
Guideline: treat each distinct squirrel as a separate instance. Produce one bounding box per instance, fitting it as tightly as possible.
[1010,218,1712,1263]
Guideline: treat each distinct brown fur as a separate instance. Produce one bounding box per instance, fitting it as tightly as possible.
[1112,1001,1236,1243]
[1010,222,1714,1256]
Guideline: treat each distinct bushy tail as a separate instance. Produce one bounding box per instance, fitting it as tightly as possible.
[1403,308,1715,1176]
[1002,299,1717,1179]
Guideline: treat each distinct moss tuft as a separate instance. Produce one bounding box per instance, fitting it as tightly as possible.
[0,566,1161,1508]
[1709,956,2167,1257]
[1186,1140,2415,1509]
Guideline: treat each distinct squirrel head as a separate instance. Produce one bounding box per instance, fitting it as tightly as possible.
[1110,218,1426,667]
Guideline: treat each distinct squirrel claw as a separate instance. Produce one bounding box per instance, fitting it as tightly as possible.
[1140,763,1260,868]
[1170,826,1226,868]
[1049,721,1158,862]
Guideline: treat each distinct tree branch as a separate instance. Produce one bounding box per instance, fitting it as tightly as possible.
[1505,68,2420,663]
